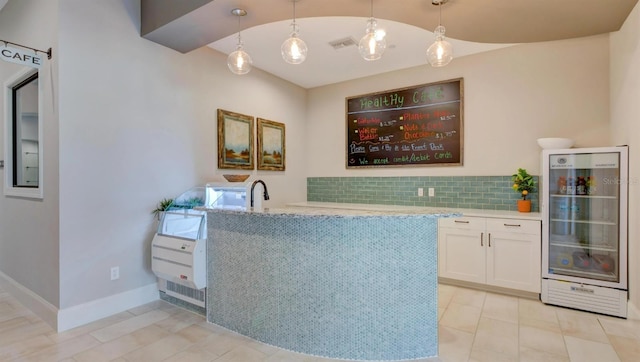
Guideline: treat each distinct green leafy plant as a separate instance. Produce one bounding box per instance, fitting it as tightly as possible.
[511,168,536,200]
[152,198,174,218]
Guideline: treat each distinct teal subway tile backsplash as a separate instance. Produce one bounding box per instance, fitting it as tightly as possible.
[307,176,540,212]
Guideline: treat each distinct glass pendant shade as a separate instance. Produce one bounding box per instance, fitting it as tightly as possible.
[359,18,386,61]
[227,8,251,75]
[227,44,252,75]
[427,25,453,67]
[281,25,308,64]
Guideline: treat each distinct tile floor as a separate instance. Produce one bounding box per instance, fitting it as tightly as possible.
[1,284,639,361]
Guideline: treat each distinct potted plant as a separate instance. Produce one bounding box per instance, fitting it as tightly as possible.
[152,198,174,220]
[512,168,535,212]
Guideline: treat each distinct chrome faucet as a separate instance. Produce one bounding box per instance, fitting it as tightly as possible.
[250,180,270,208]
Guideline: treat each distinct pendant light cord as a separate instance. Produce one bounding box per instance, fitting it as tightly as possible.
[290,0,299,34]
[237,15,242,44]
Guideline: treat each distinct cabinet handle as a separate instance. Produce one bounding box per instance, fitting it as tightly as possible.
[504,223,521,227]
[488,233,491,247]
[480,232,484,246]
[454,220,470,224]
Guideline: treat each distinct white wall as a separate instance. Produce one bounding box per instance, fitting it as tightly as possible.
[0,0,306,330]
[48,0,640,322]
[2,0,637,328]
[307,35,611,177]
[55,0,307,310]
[610,1,640,317]
[0,0,60,308]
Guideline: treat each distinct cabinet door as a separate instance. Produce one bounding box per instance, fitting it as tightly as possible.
[485,220,541,293]
[438,226,486,284]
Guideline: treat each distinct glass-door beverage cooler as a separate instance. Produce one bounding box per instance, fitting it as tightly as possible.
[541,146,628,318]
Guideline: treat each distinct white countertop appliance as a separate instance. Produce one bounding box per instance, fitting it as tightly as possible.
[205,181,251,210]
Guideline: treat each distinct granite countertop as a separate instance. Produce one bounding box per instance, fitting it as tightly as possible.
[286,201,543,221]
[202,202,542,220]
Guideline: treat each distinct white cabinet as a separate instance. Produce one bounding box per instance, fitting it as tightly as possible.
[438,217,486,284]
[485,218,541,293]
[438,216,542,293]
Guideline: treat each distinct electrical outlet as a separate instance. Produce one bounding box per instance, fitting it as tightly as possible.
[428,188,435,197]
[110,266,119,281]
[418,187,424,197]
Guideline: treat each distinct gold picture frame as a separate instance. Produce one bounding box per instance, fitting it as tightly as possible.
[257,118,285,171]
[217,109,254,170]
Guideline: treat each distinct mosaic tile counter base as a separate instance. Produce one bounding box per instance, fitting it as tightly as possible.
[206,210,448,361]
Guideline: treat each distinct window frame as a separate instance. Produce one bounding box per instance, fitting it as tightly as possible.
[3,67,44,199]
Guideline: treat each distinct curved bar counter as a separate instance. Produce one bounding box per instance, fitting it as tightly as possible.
[205,206,458,361]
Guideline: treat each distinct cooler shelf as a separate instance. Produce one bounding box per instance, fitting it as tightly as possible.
[550,218,616,225]
[549,267,617,282]
[550,194,617,200]
[550,241,617,252]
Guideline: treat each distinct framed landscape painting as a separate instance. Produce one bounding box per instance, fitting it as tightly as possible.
[217,109,254,170]
[257,118,285,171]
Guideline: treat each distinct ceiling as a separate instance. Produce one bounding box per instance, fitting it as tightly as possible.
[140,0,637,89]
[207,16,515,89]
[5,1,636,89]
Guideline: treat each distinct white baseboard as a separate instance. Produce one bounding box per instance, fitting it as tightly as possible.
[628,300,640,320]
[0,270,59,329]
[0,271,159,332]
[57,283,159,332]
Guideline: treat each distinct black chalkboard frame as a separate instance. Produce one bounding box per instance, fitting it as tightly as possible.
[345,78,464,169]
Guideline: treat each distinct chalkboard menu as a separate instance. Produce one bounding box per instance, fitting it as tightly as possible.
[346,78,463,168]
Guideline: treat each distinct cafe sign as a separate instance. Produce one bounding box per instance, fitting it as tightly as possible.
[0,44,43,68]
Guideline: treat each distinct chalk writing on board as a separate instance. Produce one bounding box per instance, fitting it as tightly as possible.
[346,78,463,168]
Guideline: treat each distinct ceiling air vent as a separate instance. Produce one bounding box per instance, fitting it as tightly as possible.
[329,37,358,50]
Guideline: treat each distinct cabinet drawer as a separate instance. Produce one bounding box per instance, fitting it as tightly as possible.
[439,217,485,231]
[485,218,540,235]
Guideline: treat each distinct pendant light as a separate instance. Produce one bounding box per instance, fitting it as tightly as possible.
[281,0,308,64]
[358,0,386,61]
[227,8,252,75]
[426,0,453,67]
